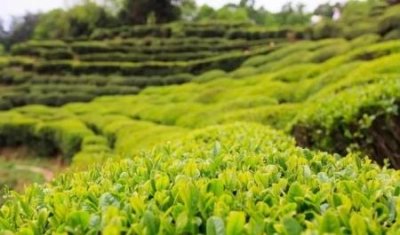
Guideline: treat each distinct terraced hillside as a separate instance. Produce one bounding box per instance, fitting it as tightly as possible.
[1,15,400,234]
[0,22,297,110]
[1,35,399,163]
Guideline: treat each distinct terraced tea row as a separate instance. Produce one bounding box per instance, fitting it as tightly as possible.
[1,17,400,234]
[0,22,300,110]
[3,36,393,110]
[0,36,399,169]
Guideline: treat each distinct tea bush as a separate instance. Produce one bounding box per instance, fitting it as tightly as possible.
[2,123,400,234]
[1,25,400,232]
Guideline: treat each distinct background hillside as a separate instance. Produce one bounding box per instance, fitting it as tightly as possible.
[1,0,400,233]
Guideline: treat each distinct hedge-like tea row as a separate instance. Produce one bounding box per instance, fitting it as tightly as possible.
[2,123,400,234]
[12,39,272,57]
[78,51,218,62]
[71,39,272,55]
[90,24,174,40]
[29,46,277,76]
[0,69,194,109]
[0,111,94,158]
[10,31,285,63]
[1,36,399,163]
[89,22,302,40]
[291,51,400,167]
[11,37,260,53]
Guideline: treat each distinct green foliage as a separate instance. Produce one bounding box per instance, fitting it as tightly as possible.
[0,57,8,69]
[193,70,229,83]
[378,5,400,36]
[230,66,257,79]
[312,20,342,39]
[34,10,71,40]
[2,123,400,233]
[2,15,400,233]
[1,21,289,110]
[34,2,114,40]
[118,0,181,25]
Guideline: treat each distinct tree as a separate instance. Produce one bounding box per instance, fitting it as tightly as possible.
[0,20,5,37]
[215,5,250,22]
[34,9,70,39]
[239,0,255,8]
[34,1,117,39]
[195,5,216,21]
[67,1,115,37]
[0,20,6,52]
[4,13,40,49]
[180,0,197,21]
[314,3,335,18]
[118,0,181,25]
[274,3,310,27]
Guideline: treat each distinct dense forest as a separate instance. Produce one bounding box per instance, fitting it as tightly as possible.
[1,0,400,233]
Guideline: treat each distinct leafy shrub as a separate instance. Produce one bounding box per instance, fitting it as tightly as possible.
[312,20,342,39]
[291,54,400,166]
[35,61,74,74]
[0,114,36,147]
[0,57,9,69]
[42,49,74,60]
[383,29,400,40]
[0,70,32,85]
[378,5,400,36]
[79,51,216,62]
[349,34,381,48]
[272,64,321,82]
[342,22,378,39]
[8,57,35,71]
[348,40,400,61]
[193,70,228,83]
[91,25,173,39]
[308,41,350,63]
[230,66,257,79]
[2,123,400,233]
[0,99,12,110]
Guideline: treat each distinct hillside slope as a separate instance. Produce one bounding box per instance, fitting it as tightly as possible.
[0,22,293,110]
[0,36,399,165]
[1,33,400,233]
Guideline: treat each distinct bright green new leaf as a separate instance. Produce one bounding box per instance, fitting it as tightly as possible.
[226,211,245,235]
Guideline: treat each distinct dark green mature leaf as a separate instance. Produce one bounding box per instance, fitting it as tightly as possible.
[320,211,340,234]
[283,217,302,235]
[287,182,305,202]
[206,216,225,235]
[143,211,160,235]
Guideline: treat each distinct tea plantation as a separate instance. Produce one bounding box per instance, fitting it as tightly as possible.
[0,30,400,233]
[0,22,292,109]
[1,4,400,233]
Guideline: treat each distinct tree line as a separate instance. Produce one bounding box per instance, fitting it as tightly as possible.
[0,0,399,50]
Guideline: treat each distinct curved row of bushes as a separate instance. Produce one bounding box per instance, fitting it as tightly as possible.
[89,22,303,40]
[1,36,399,165]
[12,38,276,58]
[19,46,277,76]
[0,69,196,109]
[0,111,93,158]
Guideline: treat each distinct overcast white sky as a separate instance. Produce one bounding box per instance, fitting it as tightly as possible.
[1,0,344,27]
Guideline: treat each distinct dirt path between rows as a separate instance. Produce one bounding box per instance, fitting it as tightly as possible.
[15,165,54,182]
